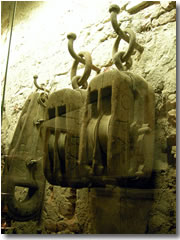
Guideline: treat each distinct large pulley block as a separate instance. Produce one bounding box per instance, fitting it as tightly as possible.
[1,92,47,221]
[42,88,87,187]
[42,4,154,188]
[78,69,155,187]
[42,69,154,188]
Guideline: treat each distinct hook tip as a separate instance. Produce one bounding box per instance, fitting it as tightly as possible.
[109,4,120,14]
[33,75,38,79]
[67,32,77,40]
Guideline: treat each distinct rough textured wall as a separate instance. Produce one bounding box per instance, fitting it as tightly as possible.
[1,0,176,234]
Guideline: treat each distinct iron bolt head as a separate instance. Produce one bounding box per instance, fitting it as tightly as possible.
[26,159,37,167]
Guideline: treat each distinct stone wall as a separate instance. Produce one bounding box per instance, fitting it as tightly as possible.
[1,0,176,234]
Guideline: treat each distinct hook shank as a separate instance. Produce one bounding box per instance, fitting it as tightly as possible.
[109,5,144,53]
[67,33,100,73]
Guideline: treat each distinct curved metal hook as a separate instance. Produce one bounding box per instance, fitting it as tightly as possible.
[33,75,49,93]
[109,4,144,53]
[112,28,136,62]
[109,5,124,38]
[113,51,125,71]
[113,51,132,71]
[123,29,136,62]
[67,33,81,62]
[112,28,135,71]
[71,51,92,89]
[67,33,100,74]
[37,92,48,108]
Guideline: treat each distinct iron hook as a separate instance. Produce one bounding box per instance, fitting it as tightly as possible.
[109,4,144,53]
[33,75,49,93]
[67,33,100,74]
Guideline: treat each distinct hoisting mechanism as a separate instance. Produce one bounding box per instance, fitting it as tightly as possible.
[2,4,154,222]
[42,4,154,188]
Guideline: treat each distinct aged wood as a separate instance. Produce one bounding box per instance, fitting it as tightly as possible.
[1,92,47,221]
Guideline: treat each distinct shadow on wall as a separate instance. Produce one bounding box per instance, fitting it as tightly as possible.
[1,1,43,26]
[90,187,154,234]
